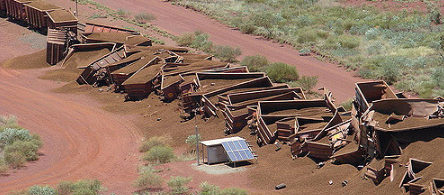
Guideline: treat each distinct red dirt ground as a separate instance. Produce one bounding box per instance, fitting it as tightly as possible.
[51,0,367,103]
[0,17,257,194]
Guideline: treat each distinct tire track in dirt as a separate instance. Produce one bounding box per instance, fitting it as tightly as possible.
[0,68,143,194]
[87,0,368,102]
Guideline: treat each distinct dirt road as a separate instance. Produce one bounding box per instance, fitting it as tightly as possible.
[82,0,366,102]
[0,68,143,193]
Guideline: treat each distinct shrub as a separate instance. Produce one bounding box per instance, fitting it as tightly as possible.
[212,45,242,62]
[177,31,213,52]
[297,30,318,44]
[0,115,21,130]
[198,182,248,195]
[340,99,354,111]
[266,62,299,82]
[57,180,103,195]
[0,128,33,147]
[135,13,156,24]
[433,67,444,88]
[298,48,311,56]
[240,55,269,72]
[338,35,360,49]
[4,140,40,161]
[0,157,7,173]
[140,136,168,153]
[220,188,248,195]
[134,172,163,189]
[199,182,220,195]
[191,32,213,52]
[185,134,201,150]
[176,33,196,47]
[239,22,256,34]
[143,146,175,164]
[4,150,26,168]
[116,9,130,18]
[379,63,399,85]
[167,176,192,195]
[299,76,318,92]
[28,186,56,195]
[251,12,279,38]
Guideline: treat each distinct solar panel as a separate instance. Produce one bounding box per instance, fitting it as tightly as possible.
[221,139,255,162]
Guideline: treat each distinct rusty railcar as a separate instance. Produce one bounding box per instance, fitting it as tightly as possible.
[24,1,61,28]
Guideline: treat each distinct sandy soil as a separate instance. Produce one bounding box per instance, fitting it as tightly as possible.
[0,15,256,194]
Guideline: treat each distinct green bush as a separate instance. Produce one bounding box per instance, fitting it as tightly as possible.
[251,12,279,38]
[220,188,248,195]
[167,176,192,195]
[116,9,130,18]
[135,13,156,24]
[176,33,195,47]
[27,186,56,195]
[4,150,26,168]
[298,48,311,56]
[338,35,360,49]
[134,172,163,189]
[4,140,41,161]
[143,146,175,164]
[212,45,242,63]
[198,182,248,195]
[199,182,220,195]
[299,76,318,92]
[176,31,213,52]
[433,67,444,88]
[266,62,299,83]
[239,22,256,34]
[140,136,168,153]
[0,128,33,146]
[240,55,269,72]
[340,99,353,111]
[190,32,213,52]
[185,134,201,149]
[379,63,399,85]
[0,115,21,130]
[297,30,318,44]
[57,180,103,195]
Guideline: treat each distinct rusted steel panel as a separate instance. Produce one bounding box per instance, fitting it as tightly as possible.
[82,32,152,47]
[227,87,304,106]
[305,141,332,160]
[46,28,67,65]
[84,22,140,35]
[355,80,397,114]
[0,0,6,11]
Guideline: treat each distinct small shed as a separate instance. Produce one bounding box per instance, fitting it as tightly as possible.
[200,136,255,165]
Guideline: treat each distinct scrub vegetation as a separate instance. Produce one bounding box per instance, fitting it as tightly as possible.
[0,115,42,171]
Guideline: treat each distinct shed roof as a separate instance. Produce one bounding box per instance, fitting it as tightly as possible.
[200,136,244,146]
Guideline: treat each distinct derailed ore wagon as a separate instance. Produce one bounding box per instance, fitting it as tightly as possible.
[220,87,306,134]
[179,72,269,117]
[76,46,127,85]
[121,63,164,101]
[360,98,444,192]
[23,0,61,28]
[111,54,161,92]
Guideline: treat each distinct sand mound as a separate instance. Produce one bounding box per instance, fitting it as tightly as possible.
[1,49,51,69]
